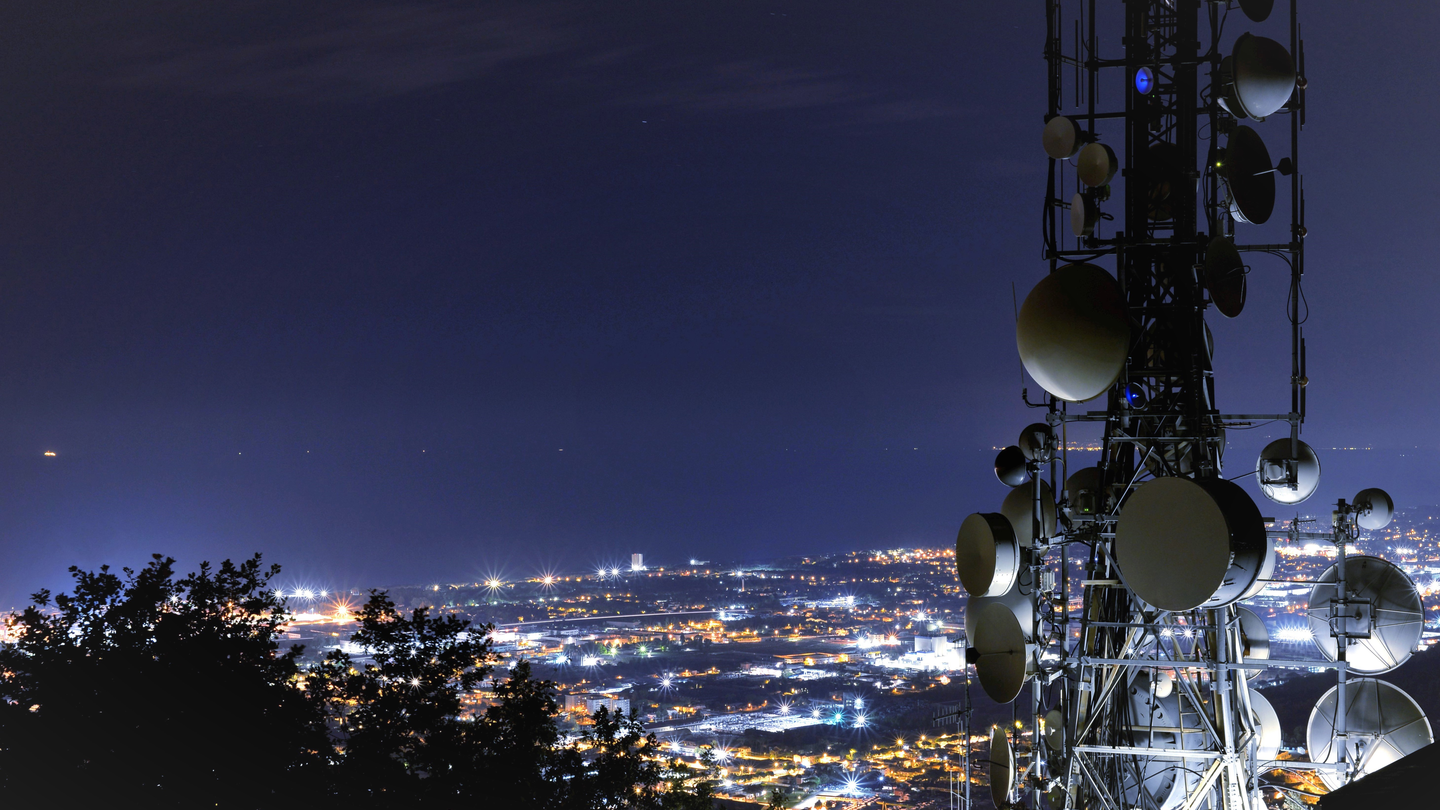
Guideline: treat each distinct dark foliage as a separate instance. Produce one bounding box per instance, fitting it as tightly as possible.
[0,558,716,808]
[0,555,327,807]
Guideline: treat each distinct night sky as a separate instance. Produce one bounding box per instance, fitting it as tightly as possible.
[1,1,1436,605]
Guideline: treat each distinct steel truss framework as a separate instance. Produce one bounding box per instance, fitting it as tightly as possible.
[1003,2,1336,810]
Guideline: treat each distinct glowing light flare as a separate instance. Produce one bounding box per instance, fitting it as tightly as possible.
[1274,625,1313,643]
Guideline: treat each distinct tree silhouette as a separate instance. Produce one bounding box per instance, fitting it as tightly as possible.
[0,555,327,806]
[1,558,717,808]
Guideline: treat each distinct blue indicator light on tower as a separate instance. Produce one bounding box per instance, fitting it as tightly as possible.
[1135,67,1156,95]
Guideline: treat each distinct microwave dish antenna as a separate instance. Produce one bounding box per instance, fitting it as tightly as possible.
[989,725,1016,806]
[1015,263,1129,403]
[1255,438,1322,504]
[1114,477,1269,610]
[1001,479,1057,547]
[1306,556,1424,674]
[955,512,1022,597]
[1222,125,1278,224]
[1203,236,1247,318]
[965,564,1035,644]
[1043,115,1085,160]
[1251,691,1282,760]
[1219,33,1297,121]
[1306,678,1433,789]
[1353,487,1395,530]
[972,602,1033,704]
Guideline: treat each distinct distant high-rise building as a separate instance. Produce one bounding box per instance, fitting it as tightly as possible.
[631,553,644,571]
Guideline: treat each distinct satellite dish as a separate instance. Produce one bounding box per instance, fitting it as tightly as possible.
[1043,115,1085,160]
[1043,708,1064,752]
[1077,142,1119,187]
[1017,423,1054,462]
[1016,264,1130,403]
[1238,0,1274,23]
[995,445,1031,487]
[1065,466,1104,517]
[989,725,1016,806]
[973,602,1033,704]
[1222,126,1276,225]
[1237,606,1270,679]
[955,513,1022,597]
[1203,237,1247,318]
[1251,691,1282,760]
[1354,488,1395,530]
[1255,438,1321,505]
[1219,33,1297,121]
[1114,476,1268,611]
[1306,556,1424,674]
[1071,192,1099,237]
[1119,670,1207,810]
[1306,678,1433,790]
[1001,479,1057,547]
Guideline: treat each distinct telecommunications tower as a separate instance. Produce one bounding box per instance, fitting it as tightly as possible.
[954,2,1431,809]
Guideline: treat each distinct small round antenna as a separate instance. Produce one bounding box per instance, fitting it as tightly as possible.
[1203,237,1247,318]
[973,602,1032,704]
[994,445,1030,487]
[1250,691,1282,760]
[1077,142,1118,187]
[1306,678,1433,789]
[1016,264,1129,402]
[1238,0,1274,22]
[1353,488,1395,530]
[965,565,1035,644]
[1043,115,1084,160]
[955,513,1022,597]
[1306,556,1424,674]
[1071,192,1099,236]
[989,725,1015,806]
[1255,438,1321,504]
[1219,34,1297,120]
[1043,708,1064,751]
[1001,479,1057,547]
[1064,466,1104,517]
[1222,126,1277,225]
[1017,422,1054,462]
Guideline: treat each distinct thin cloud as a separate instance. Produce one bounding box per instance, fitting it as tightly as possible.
[108,4,578,101]
[625,59,963,123]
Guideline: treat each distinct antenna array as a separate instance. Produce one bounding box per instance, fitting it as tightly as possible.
[955,2,1432,808]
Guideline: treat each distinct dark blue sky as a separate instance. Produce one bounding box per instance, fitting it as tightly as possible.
[0,1,1436,605]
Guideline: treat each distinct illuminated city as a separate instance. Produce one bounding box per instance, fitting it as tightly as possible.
[226,504,1438,807]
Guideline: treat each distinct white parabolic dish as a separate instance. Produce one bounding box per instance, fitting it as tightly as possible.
[989,725,1014,807]
[1306,556,1424,674]
[955,512,1021,598]
[973,602,1032,704]
[1016,263,1129,403]
[1306,678,1433,790]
